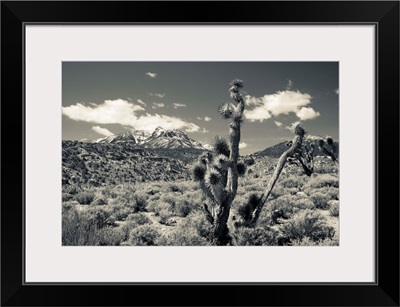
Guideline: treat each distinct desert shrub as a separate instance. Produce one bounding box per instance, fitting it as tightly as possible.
[329,201,339,217]
[303,174,339,189]
[62,184,81,195]
[149,202,171,216]
[100,187,118,199]
[235,226,279,246]
[179,211,211,239]
[281,209,335,242]
[92,197,107,206]
[62,206,111,245]
[291,233,339,246]
[129,225,160,246]
[169,183,182,193]
[270,185,285,199]
[279,176,304,189]
[62,206,81,245]
[110,205,134,221]
[143,183,163,195]
[62,193,73,202]
[97,227,126,246]
[175,202,192,217]
[180,189,204,206]
[132,191,148,212]
[304,186,339,201]
[158,208,173,224]
[161,194,176,206]
[269,194,315,215]
[309,192,331,209]
[81,208,110,229]
[158,229,209,246]
[237,193,259,222]
[74,191,95,205]
[148,194,161,203]
[126,212,152,226]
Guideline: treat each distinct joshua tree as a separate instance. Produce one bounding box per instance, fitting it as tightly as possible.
[192,79,245,245]
[193,79,338,245]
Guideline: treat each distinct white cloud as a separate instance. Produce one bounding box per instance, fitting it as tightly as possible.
[136,113,200,132]
[136,99,147,106]
[239,142,248,149]
[244,95,261,106]
[274,121,283,127]
[296,107,320,120]
[152,102,165,109]
[287,80,293,90]
[197,116,211,122]
[244,90,319,122]
[150,93,165,98]
[146,72,157,78]
[173,103,187,109]
[244,105,272,122]
[266,91,312,116]
[335,88,339,95]
[62,99,202,133]
[92,125,114,137]
[62,99,144,125]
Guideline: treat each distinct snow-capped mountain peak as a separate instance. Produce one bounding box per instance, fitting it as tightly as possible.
[95,127,205,150]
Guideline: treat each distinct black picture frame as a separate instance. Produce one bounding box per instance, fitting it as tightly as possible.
[1,1,399,306]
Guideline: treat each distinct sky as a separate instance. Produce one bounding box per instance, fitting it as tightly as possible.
[62,62,339,155]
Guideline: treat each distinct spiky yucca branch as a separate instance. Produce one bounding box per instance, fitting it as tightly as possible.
[318,138,339,163]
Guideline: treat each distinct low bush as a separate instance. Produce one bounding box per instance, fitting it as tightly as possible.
[303,174,339,189]
[74,191,95,205]
[178,211,211,239]
[269,194,315,215]
[158,208,173,225]
[109,205,134,221]
[158,229,210,246]
[281,209,335,242]
[329,201,339,217]
[92,197,107,206]
[291,233,339,246]
[235,226,279,246]
[129,225,160,246]
[132,191,148,212]
[62,206,112,245]
[126,212,152,226]
[279,176,304,189]
[62,184,81,195]
[62,193,73,202]
[97,227,126,246]
[309,192,331,210]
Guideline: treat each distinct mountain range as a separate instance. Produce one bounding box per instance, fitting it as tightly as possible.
[63,127,339,187]
[96,127,204,150]
[253,135,339,158]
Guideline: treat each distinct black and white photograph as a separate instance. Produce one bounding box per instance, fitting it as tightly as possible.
[62,62,339,246]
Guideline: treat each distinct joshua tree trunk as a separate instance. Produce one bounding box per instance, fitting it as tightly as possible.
[249,125,306,226]
[211,198,232,245]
